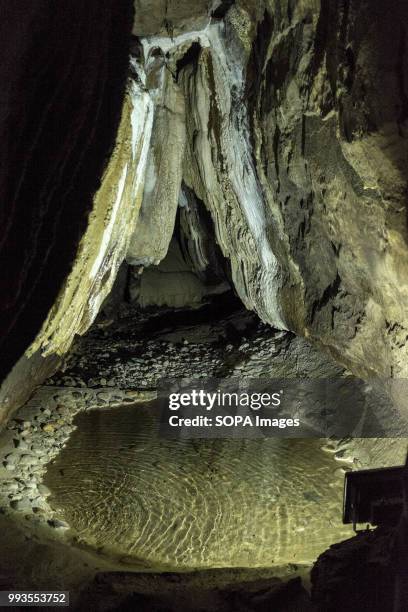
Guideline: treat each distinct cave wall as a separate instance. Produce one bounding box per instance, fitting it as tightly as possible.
[28,73,154,358]
[26,1,408,380]
[247,0,408,378]
[177,0,408,378]
[132,0,213,37]
[0,2,134,381]
[127,60,186,267]
[175,0,408,378]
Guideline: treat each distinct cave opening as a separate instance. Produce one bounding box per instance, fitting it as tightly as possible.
[122,185,234,313]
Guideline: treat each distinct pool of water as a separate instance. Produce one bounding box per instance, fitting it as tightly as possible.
[43,401,363,570]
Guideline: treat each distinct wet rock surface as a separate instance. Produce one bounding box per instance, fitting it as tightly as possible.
[245,0,408,379]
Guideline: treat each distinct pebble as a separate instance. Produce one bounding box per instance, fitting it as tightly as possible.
[5,454,21,468]
[4,482,19,493]
[10,498,32,511]
[24,481,37,491]
[32,506,47,516]
[48,518,69,530]
[97,392,111,401]
[14,439,29,450]
[321,443,336,454]
[334,450,355,463]
[19,454,36,466]
[30,466,43,474]
[9,494,23,501]
[38,484,51,497]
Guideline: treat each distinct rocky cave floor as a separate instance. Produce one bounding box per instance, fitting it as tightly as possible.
[0,295,406,610]
[46,293,345,387]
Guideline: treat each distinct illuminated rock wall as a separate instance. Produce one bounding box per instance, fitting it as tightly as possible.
[29,78,154,357]
[130,0,408,378]
[245,0,408,378]
[129,0,408,379]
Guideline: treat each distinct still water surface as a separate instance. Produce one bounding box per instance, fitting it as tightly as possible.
[45,402,358,569]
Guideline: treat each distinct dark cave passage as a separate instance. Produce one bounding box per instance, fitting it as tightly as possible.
[104,185,234,317]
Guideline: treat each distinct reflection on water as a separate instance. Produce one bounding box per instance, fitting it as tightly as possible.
[45,402,357,569]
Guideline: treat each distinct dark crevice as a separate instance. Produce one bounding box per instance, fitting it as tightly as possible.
[301,114,306,156]
[311,273,341,323]
[397,25,408,128]
[178,183,232,285]
[245,11,274,165]
[273,125,281,184]
[126,292,245,337]
[343,45,355,91]
[207,56,225,170]
[246,11,274,119]
[176,42,202,81]
[211,0,235,20]
[339,0,351,51]
[309,0,336,112]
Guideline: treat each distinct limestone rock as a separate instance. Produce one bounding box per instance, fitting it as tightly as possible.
[133,0,215,37]
[179,17,287,330]
[27,74,154,357]
[246,0,408,377]
[172,0,408,378]
[179,183,231,285]
[3,0,408,424]
[127,60,186,266]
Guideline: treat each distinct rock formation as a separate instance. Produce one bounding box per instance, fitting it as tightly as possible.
[127,58,186,267]
[245,0,408,380]
[28,75,154,357]
[1,2,408,416]
[0,2,134,382]
[6,0,405,389]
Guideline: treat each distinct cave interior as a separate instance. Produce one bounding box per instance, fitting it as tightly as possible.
[0,1,408,611]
